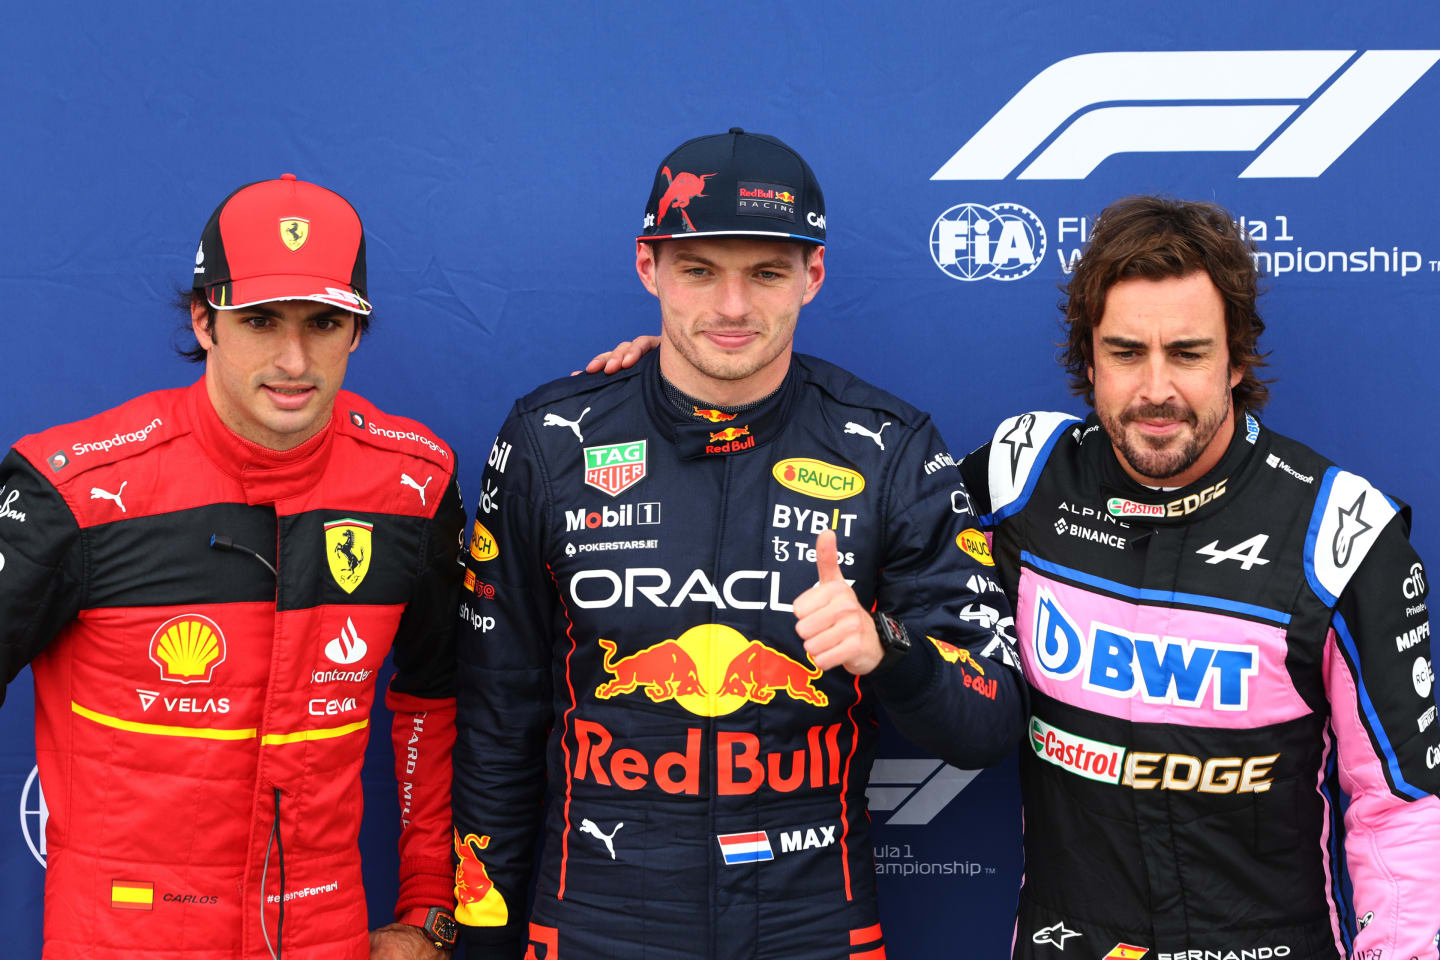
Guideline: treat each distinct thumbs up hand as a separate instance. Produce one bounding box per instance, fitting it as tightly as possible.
[793,529,883,675]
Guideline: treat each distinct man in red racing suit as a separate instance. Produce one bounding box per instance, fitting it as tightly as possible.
[0,175,463,959]
[960,196,1440,959]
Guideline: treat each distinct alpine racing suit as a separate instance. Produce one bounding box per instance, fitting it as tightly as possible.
[0,378,463,960]
[453,351,1026,959]
[960,410,1440,960]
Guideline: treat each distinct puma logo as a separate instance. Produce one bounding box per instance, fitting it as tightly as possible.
[89,481,128,513]
[543,407,591,443]
[578,818,623,860]
[844,421,892,451]
[401,473,432,506]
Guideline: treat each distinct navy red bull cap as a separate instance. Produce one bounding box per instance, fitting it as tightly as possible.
[192,173,371,314]
[638,128,826,245]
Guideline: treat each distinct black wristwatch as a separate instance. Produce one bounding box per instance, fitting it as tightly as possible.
[403,906,458,951]
[872,611,912,672]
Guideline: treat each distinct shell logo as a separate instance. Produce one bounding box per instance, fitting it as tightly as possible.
[149,614,227,684]
[771,458,865,501]
[956,528,994,567]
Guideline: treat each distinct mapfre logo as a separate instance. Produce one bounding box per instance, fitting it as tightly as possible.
[931,50,1439,180]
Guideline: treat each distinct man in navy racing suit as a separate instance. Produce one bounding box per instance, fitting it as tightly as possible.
[959,195,1440,960]
[451,129,1027,959]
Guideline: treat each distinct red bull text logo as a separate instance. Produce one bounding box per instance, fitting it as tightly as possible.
[692,406,736,423]
[926,635,998,699]
[706,425,754,454]
[573,717,846,795]
[594,624,827,717]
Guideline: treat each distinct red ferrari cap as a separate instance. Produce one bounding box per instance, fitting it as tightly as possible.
[192,173,371,314]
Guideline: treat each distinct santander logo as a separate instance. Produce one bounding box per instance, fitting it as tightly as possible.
[324,618,368,665]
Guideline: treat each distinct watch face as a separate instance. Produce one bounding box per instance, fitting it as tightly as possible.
[432,913,458,943]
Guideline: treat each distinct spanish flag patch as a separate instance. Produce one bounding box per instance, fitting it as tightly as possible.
[111,879,154,911]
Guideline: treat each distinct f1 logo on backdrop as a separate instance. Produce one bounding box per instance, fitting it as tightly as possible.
[931,50,1439,180]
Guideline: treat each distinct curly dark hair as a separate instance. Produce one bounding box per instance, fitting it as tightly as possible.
[1059,195,1271,411]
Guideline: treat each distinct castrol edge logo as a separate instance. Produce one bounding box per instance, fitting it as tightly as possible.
[771,458,865,501]
[1030,716,1124,783]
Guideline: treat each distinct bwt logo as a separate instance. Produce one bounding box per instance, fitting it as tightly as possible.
[931,50,1439,180]
[930,202,1046,281]
[1032,588,1259,710]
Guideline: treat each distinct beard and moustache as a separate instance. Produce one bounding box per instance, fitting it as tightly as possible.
[1100,398,1231,483]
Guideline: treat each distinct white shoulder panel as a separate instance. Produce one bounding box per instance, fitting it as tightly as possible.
[1309,469,1398,605]
[986,411,1081,517]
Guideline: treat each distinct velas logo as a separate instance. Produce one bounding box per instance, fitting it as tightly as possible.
[956,528,994,566]
[469,520,499,562]
[149,614,227,684]
[584,440,647,497]
[931,50,1440,181]
[279,217,309,252]
[325,519,373,593]
[656,167,716,232]
[692,406,736,423]
[771,458,865,501]
[930,202,1046,281]
[595,624,827,717]
[736,180,798,222]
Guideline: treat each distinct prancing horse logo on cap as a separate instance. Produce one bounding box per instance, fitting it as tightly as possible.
[279,217,310,252]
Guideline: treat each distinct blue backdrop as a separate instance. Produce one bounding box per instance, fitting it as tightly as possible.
[3,2,1438,956]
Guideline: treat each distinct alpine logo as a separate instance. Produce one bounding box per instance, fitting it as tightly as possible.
[931,50,1440,180]
[324,617,368,665]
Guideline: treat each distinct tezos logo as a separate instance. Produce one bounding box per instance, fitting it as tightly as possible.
[930,202,1045,281]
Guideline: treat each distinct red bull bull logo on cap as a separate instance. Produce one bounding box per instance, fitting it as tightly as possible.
[594,624,828,717]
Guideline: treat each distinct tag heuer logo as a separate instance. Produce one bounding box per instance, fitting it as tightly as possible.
[583,440,647,497]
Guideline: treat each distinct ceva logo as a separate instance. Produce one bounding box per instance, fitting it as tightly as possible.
[932,50,1439,180]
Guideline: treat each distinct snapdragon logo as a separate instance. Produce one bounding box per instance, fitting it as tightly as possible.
[932,50,1439,180]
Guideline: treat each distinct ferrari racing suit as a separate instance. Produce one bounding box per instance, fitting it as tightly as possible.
[0,378,463,960]
[453,352,1026,959]
[960,410,1440,960]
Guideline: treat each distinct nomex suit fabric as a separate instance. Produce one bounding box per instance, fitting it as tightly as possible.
[453,352,1027,959]
[0,378,463,959]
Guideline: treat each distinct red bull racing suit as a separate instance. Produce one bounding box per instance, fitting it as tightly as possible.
[960,411,1440,960]
[0,378,463,960]
[454,352,1026,959]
